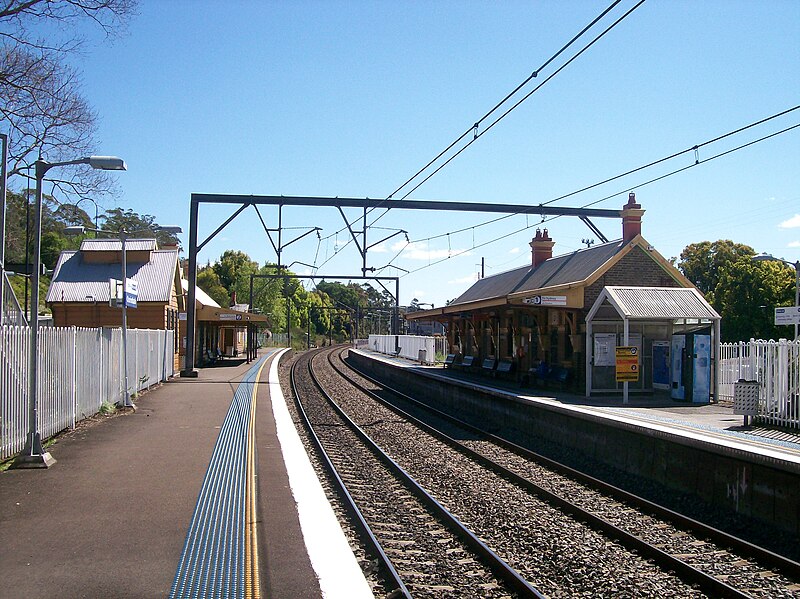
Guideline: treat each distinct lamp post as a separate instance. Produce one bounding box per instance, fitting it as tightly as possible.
[15,156,126,468]
[74,197,100,236]
[752,253,800,340]
[65,223,182,407]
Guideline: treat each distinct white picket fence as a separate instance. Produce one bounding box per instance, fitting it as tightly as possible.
[1,325,175,460]
[367,334,446,364]
[718,338,800,429]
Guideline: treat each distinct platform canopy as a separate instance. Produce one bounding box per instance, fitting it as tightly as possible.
[585,286,721,403]
[587,286,721,322]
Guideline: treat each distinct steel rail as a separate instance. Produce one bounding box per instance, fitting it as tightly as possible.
[288,350,412,599]
[334,349,770,599]
[340,349,800,579]
[306,347,545,598]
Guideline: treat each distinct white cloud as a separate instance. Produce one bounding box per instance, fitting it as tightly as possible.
[509,247,521,254]
[788,241,800,248]
[370,243,389,253]
[779,214,800,229]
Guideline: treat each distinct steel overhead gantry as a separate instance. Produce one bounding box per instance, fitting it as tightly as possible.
[247,271,400,359]
[182,193,622,376]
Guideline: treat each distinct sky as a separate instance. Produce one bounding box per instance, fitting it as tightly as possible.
[51,0,800,307]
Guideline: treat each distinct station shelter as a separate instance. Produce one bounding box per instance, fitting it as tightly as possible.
[178,281,270,368]
[406,194,722,401]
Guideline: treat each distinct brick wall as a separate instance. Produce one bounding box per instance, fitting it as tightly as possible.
[583,246,683,310]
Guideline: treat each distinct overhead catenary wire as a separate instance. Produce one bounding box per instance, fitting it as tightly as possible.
[379,120,800,277]
[312,0,629,265]
[379,106,800,250]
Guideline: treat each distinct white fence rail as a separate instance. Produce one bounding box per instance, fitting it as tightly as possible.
[367,334,446,364]
[719,338,800,429]
[1,325,175,460]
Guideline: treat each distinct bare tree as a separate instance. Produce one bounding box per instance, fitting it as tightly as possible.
[1,0,137,200]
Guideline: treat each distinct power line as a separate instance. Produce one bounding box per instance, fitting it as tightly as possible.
[385,120,800,277]
[388,106,800,248]
[314,0,631,260]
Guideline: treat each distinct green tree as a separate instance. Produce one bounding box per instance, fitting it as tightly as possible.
[100,208,180,247]
[715,257,796,342]
[212,250,258,305]
[678,240,755,303]
[196,266,229,307]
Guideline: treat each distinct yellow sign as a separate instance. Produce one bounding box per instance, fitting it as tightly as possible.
[615,346,639,382]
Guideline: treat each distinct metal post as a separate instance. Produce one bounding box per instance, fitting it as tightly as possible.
[182,197,199,376]
[0,133,7,320]
[794,262,799,341]
[120,230,132,407]
[16,160,55,467]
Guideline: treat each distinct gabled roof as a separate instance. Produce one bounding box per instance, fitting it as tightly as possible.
[181,279,220,308]
[589,286,721,321]
[46,248,179,303]
[450,238,627,306]
[407,234,694,321]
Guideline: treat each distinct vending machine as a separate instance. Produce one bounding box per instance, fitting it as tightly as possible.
[670,331,711,403]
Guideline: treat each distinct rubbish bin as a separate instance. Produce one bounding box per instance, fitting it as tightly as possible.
[418,348,427,364]
[733,379,759,426]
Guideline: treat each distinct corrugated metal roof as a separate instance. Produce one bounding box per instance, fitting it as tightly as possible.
[181,279,221,308]
[450,239,625,306]
[79,238,158,252]
[602,286,720,320]
[46,249,178,303]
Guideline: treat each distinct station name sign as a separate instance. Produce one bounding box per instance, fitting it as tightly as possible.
[775,306,800,326]
[522,295,567,306]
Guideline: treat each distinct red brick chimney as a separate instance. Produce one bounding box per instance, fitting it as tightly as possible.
[622,192,645,242]
[529,228,555,268]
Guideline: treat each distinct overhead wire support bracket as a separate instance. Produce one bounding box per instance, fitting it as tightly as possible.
[579,216,608,243]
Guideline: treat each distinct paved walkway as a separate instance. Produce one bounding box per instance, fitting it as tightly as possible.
[0,349,365,599]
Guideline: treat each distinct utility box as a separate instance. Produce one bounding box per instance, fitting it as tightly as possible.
[418,348,427,364]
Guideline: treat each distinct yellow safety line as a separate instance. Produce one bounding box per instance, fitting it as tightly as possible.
[246,357,269,599]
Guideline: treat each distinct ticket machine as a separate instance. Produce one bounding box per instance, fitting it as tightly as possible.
[670,331,711,403]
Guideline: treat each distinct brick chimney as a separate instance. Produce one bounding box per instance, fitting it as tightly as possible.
[529,228,555,268]
[230,291,237,307]
[621,192,645,242]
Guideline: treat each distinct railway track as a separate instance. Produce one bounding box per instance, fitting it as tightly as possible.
[289,348,543,598]
[336,345,800,597]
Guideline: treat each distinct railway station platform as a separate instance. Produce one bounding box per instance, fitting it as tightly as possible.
[351,348,800,463]
[349,348,800,543]
[0,348,370,599]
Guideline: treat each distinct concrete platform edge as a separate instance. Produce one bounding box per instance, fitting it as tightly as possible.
[268,348,373,598]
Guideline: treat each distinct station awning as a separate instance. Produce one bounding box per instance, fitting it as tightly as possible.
[588,286,721,321]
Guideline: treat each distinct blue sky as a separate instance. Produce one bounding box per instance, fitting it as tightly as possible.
[63,0,800,307]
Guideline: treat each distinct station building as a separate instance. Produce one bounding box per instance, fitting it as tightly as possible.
[405,194,721,401]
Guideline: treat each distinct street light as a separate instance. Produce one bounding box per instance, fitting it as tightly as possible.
[73,198,100,236]
[752,253,800,340]
[15,155,126,468]
[65,224,182,408]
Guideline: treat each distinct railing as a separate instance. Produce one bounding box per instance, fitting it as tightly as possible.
[1,325,175,460]
[719,338,800,429]
[367,334,445,364]
[1,271,27,326]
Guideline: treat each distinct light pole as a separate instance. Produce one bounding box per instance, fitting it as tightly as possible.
[753,253,800,340]
[74,197,100,236]
[65,224,182,407]
[15,156,126,468]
